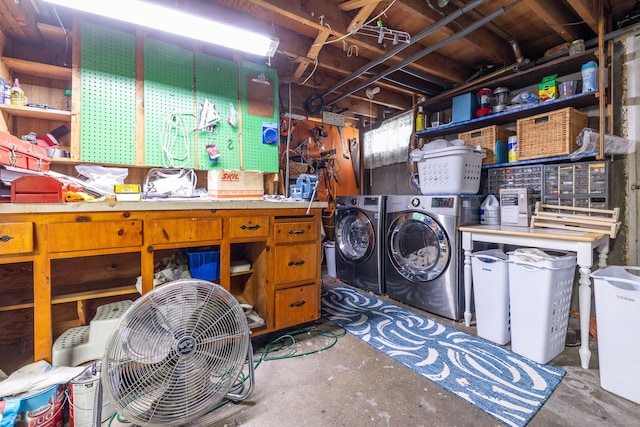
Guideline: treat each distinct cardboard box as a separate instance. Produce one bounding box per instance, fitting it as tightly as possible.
[207,170,264,200]
[538,74,558,102]
[500,188,532,227]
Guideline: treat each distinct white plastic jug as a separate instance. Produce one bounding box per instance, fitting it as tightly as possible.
[480,193,500,225]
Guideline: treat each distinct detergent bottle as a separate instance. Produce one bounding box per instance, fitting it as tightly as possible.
[10,78,25,106]
[480,192,500,225]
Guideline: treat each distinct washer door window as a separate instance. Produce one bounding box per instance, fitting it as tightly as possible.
[336,210,374,263]
[388,212,450,282]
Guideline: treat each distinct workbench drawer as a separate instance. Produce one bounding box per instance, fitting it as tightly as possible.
[274,220,318,243]
[0,222,33,254]
[147,217,222,244]
[228,216,269,239]
[274,243,317,285]
[47,220,143,253]
[274,283,320,329]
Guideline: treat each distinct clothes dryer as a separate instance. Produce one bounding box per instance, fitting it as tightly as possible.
[335,195,386,294]
[384,194,480,320]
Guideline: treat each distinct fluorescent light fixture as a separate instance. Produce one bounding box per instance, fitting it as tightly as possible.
[41,0,279,57]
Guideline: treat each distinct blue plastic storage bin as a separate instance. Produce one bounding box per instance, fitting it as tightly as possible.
[188,250,220,281]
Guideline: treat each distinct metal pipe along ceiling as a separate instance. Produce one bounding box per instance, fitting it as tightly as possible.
[327,6,506,106]
[319,0,487,99]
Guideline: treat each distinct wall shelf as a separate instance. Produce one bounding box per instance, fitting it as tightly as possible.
[417,91,599,138]
[1,57,72,81]
[0,104,71,121]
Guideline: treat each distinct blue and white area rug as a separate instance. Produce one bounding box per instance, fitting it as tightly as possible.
[321,286,566,427]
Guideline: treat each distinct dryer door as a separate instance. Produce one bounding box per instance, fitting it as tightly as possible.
[336,209,375,264]
[387,211,450,282]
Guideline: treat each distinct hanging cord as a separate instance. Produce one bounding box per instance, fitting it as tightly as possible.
[161,111,192,167]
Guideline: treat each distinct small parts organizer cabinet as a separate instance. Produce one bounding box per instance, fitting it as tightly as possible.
[0,204,323,371]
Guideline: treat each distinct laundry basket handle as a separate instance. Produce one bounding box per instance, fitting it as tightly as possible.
[593,266,640,290]
[471,254,507,263]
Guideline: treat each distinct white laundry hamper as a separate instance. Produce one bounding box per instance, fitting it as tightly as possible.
[471,249,510,345]
[508,248,576,364]
[591,266,640,404]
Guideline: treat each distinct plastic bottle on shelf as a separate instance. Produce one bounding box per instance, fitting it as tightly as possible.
[581,61,598,93]
[480,192,500,225]
[416,106,425,131]
[10,78,25,106]
[63,89,72,111]
[508,135,518,162]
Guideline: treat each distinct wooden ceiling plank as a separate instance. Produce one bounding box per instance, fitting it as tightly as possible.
[395,0,515,65]
[565,0,599,33]
[339,0,382,12]
[0,0,42,43]
[524,0,584,42]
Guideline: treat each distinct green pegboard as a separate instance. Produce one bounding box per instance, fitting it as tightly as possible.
[195,54,240,170]
[144,38,196,168]
[80,22,136,164]
[240,61,279,172]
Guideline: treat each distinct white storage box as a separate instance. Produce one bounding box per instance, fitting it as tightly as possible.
[417,146,484,195]
[208,169,264,200]
[508,248,576,364]
[591,266,640,404]
[471,249,510,345]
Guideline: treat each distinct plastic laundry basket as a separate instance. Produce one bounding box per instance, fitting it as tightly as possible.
[591,266,640,404]
[508,248,576,364]
[471,249,510,345]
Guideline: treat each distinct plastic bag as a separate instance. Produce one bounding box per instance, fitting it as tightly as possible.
[75,164,128,195]
[570,128,636,160]
[143,168,197,197]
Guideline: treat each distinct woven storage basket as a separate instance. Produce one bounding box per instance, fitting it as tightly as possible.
[459,125,515,165]
[288,161,309,178]
[516,107,588,160]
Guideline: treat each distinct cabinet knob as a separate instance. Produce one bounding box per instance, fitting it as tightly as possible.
[288,260,305,267]
[288,229,305,235]
[289,300,306,308]
[0,235,14,243]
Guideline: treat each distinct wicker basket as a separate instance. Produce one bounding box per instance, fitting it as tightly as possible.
[516,107,588,161]
[459,125,515,165]
[288,161,309,178]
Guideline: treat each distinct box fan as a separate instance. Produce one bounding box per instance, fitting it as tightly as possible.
[95,279,255,426]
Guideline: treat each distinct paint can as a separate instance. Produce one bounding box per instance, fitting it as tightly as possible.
[14,383,66,427]
[68,365,113,427]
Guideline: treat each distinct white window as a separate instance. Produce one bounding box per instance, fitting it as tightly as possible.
[363,110,412,169]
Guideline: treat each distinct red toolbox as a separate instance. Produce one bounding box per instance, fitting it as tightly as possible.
[0,131,51,172]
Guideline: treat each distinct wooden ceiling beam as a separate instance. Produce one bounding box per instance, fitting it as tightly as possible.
[339,0,382,12]
[524,0,584,42]
[565,0,600,33]
[395,0,515,65]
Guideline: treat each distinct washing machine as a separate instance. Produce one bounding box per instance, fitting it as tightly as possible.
[335,195,386,294]
[384,194,480,320]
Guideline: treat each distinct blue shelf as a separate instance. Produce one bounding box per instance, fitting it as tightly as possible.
[481,151,599,169]
[416,91,599,138]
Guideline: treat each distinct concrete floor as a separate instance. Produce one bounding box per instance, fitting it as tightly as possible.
[196,273,640,427]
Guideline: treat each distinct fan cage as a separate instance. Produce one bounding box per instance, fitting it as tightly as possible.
[102,279,251,426]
